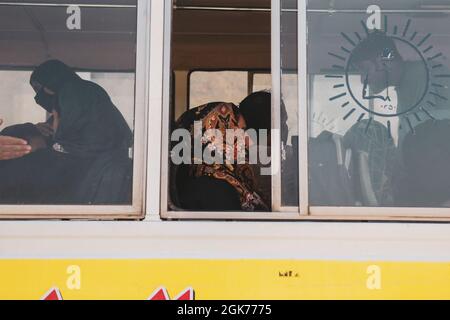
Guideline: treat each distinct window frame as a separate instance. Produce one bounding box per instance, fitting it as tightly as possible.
[303,1,450,221]
[158,0,450,222]
[2,2,446,221]
[160,0,303,220]
[0,0,149,219]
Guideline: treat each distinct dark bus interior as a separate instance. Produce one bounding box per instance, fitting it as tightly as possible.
[171,0,271,120]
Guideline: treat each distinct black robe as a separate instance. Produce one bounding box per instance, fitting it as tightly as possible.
[0,60,133,205]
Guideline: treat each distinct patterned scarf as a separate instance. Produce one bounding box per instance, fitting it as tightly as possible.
[176,102,269,211]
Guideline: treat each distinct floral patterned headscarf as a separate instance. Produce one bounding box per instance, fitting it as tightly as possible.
[175,102,269,211]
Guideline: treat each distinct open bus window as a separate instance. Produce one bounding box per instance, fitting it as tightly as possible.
[307,0,450,211]
[0,1,142,215]
[165,0,300,215]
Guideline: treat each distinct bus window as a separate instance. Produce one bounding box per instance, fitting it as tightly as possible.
[307,0,450,217]
[0,1,144,218]
[253,73,271,93]
[189,71,249,108]
[164,0,300,217]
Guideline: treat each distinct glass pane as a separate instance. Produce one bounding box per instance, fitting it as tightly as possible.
[0,71,46,129]
[0,2,137,205]
[253,73,271,92]
[307,0,450,208]
[169,3,272,213]
[189,71,248,108]
[281,0,299,208]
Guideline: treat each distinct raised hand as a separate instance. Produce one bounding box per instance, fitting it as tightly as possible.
[0,119,32,160]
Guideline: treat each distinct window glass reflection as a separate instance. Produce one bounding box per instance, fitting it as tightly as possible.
[308,0,450,208]
[0,2,137,205]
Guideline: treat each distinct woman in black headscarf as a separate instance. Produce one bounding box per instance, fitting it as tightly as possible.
[0,60,133,204]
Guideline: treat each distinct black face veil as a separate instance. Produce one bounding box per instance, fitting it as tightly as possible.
[30,60,80,112]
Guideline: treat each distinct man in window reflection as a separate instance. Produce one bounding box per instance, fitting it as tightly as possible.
[350,31,450,207]
[0,60,132,204]
[351,31,450,145]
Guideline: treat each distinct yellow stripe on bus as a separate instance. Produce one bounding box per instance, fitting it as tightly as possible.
[0,260,449,300]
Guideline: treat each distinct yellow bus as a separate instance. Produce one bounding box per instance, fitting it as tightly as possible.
[0,0,449,300]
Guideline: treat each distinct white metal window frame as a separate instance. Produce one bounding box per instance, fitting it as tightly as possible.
[0,1,448,265]
[0,0,149,219]
[303,0,450,221]
[157,0,450,222]
[159,0,303,220]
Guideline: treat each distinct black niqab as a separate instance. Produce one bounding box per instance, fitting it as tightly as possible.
[0,60,133,204]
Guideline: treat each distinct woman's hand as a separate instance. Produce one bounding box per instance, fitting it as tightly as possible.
[0,119,32,160]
